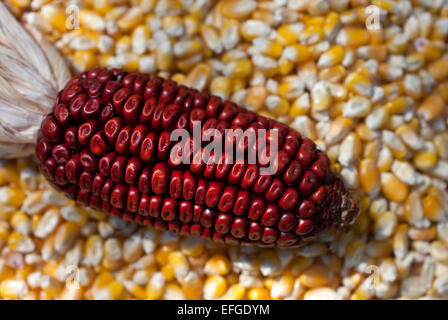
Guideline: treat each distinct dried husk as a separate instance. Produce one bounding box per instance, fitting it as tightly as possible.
[0,3,71,159]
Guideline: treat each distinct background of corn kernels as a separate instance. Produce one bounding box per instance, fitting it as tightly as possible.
[1,0,448,300]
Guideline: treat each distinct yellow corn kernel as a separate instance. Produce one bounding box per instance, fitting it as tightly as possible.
[146,272,165,300]
[277,23,303,45]
[383,130,408,160]
[53,222,79,254]
[359,159,380,195]
[344,239,366,268]
[319,65,347,83]
[336,27,369,47]
[413,150,438,170]
[270,271,295,298]
[220,284,245,300]
[248,288,271,300]
[435,81,448,102]
[384,96,410,115]
[0,187,25,208]
[284,44,311,63]
[311,82,332,112]
[79,9,105,32]
[380,172,408,203]
[344,72,372,97]
[180,271,203,299]
[409,225,437,242]
[268,57,288,76]
[40,4,67,33]
[423,193,444,222]
[354,210,370,235]
[0,278,27,299]
[72,50,96,72]
[117,7,144,32]
[210,76,233,99]
[203,275,227,299]
[289,94,310,118]
[221,0,256,19]
[326,116,353,144]
[161,264,175,281]
[428,57,448,81]
[204,254,231,276]
[324,12,340,39]
[168,251,189,278]
[184,63,212,91]
[184,14,200,35]
[300,25,324,45]
[225,59,252,78]
[9,210,29,234]
[180,237,204,257]
[318,45,345,67]
[417,95,445,122]
[156,47,174,71]
[299,265,333,288]
[265,95,290,117]
[374,211,398,240]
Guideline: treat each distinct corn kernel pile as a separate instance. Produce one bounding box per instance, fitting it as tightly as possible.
[1,0,448,300]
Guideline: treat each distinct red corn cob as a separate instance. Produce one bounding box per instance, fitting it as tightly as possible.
[36,67,360,248]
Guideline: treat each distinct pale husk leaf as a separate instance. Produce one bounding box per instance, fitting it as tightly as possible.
[0,3,71,159]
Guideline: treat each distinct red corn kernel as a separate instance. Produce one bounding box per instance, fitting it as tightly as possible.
[100,103,115,123]
[80,149,98,172]
[248,196,265,220]
[90,130,110,156]
[261,204,280,227]
[138,194,150,216]
[102,81,121,103]
[138,166,153,194]
[169,170,183,199]
[179,201,193,223]
[283,160,302,186]
[205,181,225,208]
[162,104,181,130]
[100,179,115,202]
[151,162,170,194]
[215,213,232,234]
[233,190,250,216]
[64,126,80,150]
[36,138,52,162]
[91,174,105,197]
[54,103,72,127]
[39,157,57,181]
[265,178,284,202]
[78,120,100,146]
[231,217,248,238]
[125,157,143,186]
[54,165,68,185]
[195,178,208,204]
[248,222,262,241]
[295,219,314,235]
[79,170,94,192]
[99,152,117,177]
[51,144,71,164]
[110,184,128,208]
[157,131,172,160]
[110,156,128,183]
[105,117,124,144]
[123,94,143,125]
[261,227,278,244]
[278,213,297,232]
[149,195,163,218]
[65,154,82,184]
[115,125,133,154]
[218,185,238,212]
[140,132,158,162]
[129,125,149,155]
[127,186,140,212]
[299,170,319,195]
[278,188,299,211]
[42,117,62,141]
[113,88,132,115]
[182,170,196,200]
[82,97,101,121]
